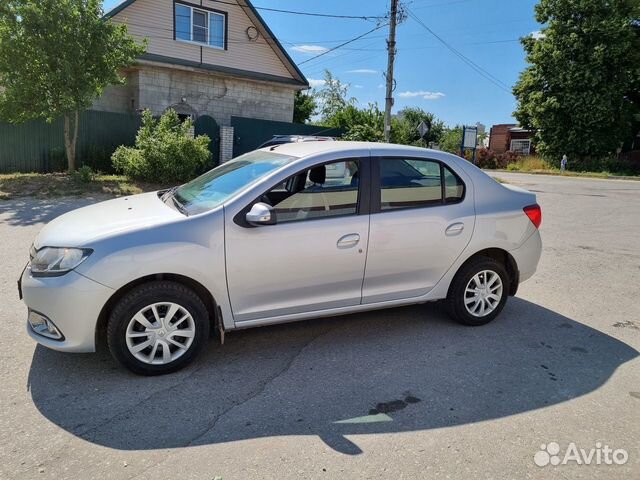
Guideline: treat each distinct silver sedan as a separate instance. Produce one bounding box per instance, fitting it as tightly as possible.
[20,142,542,375]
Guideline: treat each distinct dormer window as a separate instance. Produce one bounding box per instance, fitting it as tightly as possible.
[175,2,226,49]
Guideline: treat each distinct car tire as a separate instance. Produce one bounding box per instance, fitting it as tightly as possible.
[107,281,210,375]
[446,257,509,326]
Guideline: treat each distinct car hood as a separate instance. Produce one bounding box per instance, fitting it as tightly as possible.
[34,192,183,249]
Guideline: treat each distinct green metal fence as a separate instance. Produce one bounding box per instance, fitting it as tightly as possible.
[230,116,344,157]
[0,110,141,173]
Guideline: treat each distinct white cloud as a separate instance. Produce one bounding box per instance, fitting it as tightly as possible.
[398,90,446,100]
[347,69,378,74]
[291,45,329,54]
[530,30,545,40]
[353,85,364,89]
[377,84,385,89]
[308,78,326,88]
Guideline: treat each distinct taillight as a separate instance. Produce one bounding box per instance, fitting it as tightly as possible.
[524,204,542,229]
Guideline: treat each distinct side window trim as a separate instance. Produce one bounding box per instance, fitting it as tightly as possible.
[234,156,371,228]
[370,156,466,214]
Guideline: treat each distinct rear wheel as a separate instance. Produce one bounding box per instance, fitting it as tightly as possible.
[107,281,210,375]
[446,257,509,326]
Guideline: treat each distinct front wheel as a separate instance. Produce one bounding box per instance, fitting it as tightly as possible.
[107,281,210,375]
[446,258,509,326]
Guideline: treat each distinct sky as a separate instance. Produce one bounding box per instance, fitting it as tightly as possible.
[103,0,542,128]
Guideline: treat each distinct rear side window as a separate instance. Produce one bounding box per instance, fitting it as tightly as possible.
[443,166,465,203]
[378,158,465,211]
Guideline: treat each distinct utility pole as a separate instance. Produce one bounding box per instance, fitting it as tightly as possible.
[384,0,399,143]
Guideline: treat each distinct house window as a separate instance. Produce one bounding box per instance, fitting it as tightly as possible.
[510,139,531,155]
[175,3,226,49]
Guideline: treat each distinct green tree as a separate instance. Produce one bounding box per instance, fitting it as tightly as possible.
[0,0,146,172]
[513,0,640,167]
[293,90,317,124]
[341,104,385,142]
[439,126,463,155]
[316,69,355,121]
[391,107,445,146]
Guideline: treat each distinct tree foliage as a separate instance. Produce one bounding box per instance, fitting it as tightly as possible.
[312,70,449,147]
[0,0,146,171]
[112,110,211,183]
[340,104,386,142]
[439,126,463,154]
[316,70,356,121]
[513,0,640,166]
[293,90,317,124]
[391,107,445,146]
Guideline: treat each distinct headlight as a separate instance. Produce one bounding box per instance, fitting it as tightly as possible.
[30,247,93,277]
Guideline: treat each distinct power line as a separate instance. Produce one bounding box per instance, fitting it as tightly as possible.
[405,8,512,93]
[250,5,385,21]
[298,23,389,65]
[200,0,386,21]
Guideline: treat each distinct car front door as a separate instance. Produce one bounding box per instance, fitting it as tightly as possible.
[362,156,474,304]
[225,157,370,323]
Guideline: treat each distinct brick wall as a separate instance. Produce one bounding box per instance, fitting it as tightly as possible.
[488,124,515,154]
[92,63,296,127]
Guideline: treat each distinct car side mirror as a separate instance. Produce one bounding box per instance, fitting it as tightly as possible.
[246,202,276,226]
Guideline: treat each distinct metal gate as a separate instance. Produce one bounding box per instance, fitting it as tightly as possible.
[194,115,220,167]
[230,116,344,157]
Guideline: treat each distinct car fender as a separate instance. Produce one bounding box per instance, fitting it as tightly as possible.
[74,209,235,330]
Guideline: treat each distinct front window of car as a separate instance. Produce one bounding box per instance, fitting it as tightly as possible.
[169,151,297,215]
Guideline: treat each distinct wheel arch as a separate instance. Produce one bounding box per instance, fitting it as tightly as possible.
[449,248,519,298]
[95,273,219,350]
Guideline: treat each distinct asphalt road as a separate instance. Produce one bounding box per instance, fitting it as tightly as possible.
[1,173,639,480]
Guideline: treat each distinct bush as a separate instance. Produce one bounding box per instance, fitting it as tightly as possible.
[507,163,521,171]
[72,165,95,183]
[476,148,497,169]
[112,109,211,183]
[496,151,520,169]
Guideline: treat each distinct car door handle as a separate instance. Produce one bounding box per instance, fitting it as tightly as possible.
[337,233,360,249]
[445,223,465,236]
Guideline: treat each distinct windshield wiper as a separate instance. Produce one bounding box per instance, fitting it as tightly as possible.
[161,186,178,201]
[171,195,189,216]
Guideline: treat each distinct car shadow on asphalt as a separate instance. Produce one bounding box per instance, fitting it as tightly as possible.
[27,298,638,455]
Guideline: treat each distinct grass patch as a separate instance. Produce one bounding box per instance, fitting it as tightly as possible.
[0,172,171,200]
[497,156,640,180]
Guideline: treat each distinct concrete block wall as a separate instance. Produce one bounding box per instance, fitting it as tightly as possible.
[93,64,296,128]
[220,126,234,163]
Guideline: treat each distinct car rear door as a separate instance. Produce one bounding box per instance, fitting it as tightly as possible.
[225,156,371,323]
[362,155,475,304]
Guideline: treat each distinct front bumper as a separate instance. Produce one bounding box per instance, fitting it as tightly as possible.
[21,267,114,353]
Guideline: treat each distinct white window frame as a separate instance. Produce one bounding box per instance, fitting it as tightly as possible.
[175,3,226,50]
[510,139,531,155]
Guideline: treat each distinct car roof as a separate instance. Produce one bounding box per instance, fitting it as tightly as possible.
[260,141,442,158]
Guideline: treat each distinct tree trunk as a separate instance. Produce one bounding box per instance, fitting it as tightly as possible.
[63,111,79,172]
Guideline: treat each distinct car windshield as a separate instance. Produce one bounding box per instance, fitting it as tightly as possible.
[172,150,297,215]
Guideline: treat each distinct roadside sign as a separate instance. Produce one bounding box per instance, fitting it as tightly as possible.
[417,121,429,139]
[463,126,478,149]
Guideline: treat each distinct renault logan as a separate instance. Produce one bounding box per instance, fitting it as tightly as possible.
[20,142,542,375]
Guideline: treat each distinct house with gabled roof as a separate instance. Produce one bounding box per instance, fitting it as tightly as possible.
[95,0,309,161]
